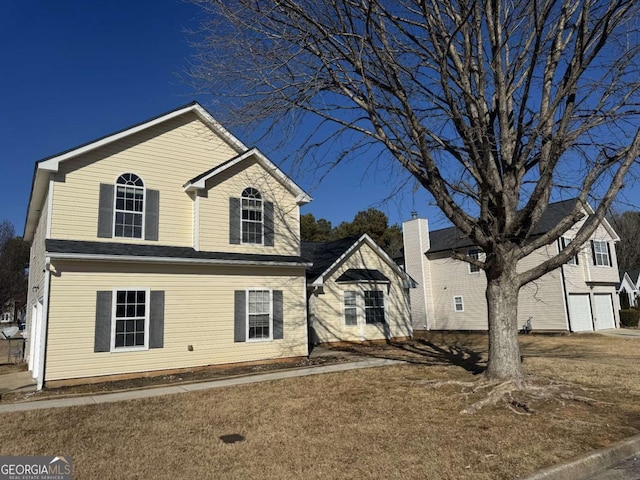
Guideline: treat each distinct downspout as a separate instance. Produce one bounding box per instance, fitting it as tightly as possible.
[559,265,572,332]
[37,257,52,390]
[37,174,55,390]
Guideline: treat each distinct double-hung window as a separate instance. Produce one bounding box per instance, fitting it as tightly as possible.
[114,173,144,238]
[592,241,611,267]
[364,290,385,324]
[241,188,263,244]
[454,296,464,312]
[113,289,148,349]
[468,249,481,273]
[247,290,271,340]
[343,291,357,325]
[560,237,579,265]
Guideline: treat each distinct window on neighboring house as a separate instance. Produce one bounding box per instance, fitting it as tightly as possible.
[560,237,579,265]
[592,240,611,267]
[364,290,385,324]
[344,291,357,326]
[248,289,271,340]
[114,173,144,238]
[468,249,481,273]
[454,296,464,312]
[113,290,148,349]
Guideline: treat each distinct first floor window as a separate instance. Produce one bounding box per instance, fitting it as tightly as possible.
[592,241,611,267]
[364,290,385,324]
[114,290,147,348]
[248,290,271,340]
[454,296,464,312]
[344,291,357,325]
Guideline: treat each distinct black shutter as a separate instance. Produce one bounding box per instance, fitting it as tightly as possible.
[97,184,114,238]
[234,290,246,342]
[606,242,612,267]
[145,189,160,241]
[273,290,283,339]
[264,201,275,247]
[94,291,112,352]
[591,240,597,265]
[149,291,164,349]
[229,198,241,244]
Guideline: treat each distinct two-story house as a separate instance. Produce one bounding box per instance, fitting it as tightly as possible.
[24,102,312,389]
[402,199,621,333]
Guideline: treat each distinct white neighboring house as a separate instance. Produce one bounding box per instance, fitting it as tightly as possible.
[618,270,640,308]
[402,199,621,333]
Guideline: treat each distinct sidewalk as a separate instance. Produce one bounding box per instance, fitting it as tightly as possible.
[0,357,402,414]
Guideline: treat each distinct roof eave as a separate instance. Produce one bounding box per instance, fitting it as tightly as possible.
[183,147,312,205]
[47,251,312,268]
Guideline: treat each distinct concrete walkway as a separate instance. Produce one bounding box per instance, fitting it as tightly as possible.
[0,370,36,395]
[596,328,640,338]
[0,357,402,414]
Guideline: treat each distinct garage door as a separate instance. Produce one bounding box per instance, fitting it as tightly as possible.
[594,294,616,330]
[568,294,593,332]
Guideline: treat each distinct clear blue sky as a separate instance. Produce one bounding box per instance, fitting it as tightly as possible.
[1,1,637,239]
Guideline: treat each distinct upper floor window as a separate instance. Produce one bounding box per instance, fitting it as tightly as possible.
[468,249,481,273]
[114,173,144,238]
[592,240,611,267]
[560,237,579,265]
[241,187,263,244]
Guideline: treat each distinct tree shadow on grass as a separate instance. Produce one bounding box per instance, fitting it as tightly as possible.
[332,338,487,375]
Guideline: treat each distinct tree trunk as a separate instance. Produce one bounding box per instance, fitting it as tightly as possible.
[484,263,524,380]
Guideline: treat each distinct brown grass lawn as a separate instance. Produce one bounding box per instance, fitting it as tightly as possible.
[1,333,640,479]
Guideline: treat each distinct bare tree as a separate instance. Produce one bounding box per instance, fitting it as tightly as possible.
[188,0,640,381]
[610,210,640,273]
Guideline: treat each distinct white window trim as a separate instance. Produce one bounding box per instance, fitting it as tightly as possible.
[246,288,273,342]
[113,173,146,239]
[343,290,358,326]
[110,287,150,352]
[363,290,386,325]
[560,237,578,266]
[592,240,611,267]
[467,249,481,274]
[454,295,464,312]
[240,188,265,246]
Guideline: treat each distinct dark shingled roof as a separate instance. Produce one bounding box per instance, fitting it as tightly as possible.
[428,198,581,254]
[301,236,362,282]
[46,239,308,265]
[626,269,640,284]
[336,269,390,283]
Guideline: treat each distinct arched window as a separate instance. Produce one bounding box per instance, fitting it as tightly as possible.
[114,173,144,238]
[241,187,263,244]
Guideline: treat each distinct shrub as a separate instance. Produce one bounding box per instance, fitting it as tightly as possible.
[620,309,640,328]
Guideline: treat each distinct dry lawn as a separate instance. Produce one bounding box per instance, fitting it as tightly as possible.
[1,333,639,479]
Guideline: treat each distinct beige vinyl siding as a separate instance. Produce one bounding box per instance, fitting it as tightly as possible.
[50,112,238,246]
[428,243,566,331]
[427,252,488,330]
[44,260,307,382]
[311,242,411,343]
[516,244,566,330]
[198,160,300,256]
